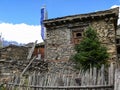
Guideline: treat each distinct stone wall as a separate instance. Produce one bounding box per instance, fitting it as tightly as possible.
[91,19,117,63]
[46,27,74,61]
[0,45,48,75]
[0,45,28,60]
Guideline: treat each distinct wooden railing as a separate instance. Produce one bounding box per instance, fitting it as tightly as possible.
[6,84,114,90]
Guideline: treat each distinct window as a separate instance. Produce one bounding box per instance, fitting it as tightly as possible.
[116,39,120,44]
[76,33,82,37]
[117,46,120,58]
[72,31,83,44]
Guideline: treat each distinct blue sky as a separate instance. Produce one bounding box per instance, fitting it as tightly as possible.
[0,0,120,43]
[0,0,120,25]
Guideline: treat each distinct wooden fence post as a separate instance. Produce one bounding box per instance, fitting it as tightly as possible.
[114,68,120,90]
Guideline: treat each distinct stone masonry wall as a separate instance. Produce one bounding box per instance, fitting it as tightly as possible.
[0,45,48,75]
[91,18,117,63]
[46,27,74,61]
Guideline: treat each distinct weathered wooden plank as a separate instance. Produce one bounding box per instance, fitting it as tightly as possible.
[7,83,114,89]
[111,63,114,85]
[27,40,37,60]
[114,68,120,90]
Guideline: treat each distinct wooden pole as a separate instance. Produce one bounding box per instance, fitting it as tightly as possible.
[27,40,37,60]
[20,56,36,77]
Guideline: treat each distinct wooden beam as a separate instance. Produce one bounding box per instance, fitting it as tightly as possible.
[27,40,37,60]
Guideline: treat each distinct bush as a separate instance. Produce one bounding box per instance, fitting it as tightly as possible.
[72,27,109,71]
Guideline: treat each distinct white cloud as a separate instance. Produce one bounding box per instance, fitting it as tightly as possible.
[111,5,120,8]
[0,23,43,44]
[111,5,120,25]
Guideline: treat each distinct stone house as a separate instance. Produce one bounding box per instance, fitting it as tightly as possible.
[44,7,119,64]
[25,42,45,59]
[0,44,47,75]
[0,44,28,60]
[116,25,120,58]
[0,45,28,74]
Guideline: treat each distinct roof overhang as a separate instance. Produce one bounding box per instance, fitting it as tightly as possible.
[44,7,119,28]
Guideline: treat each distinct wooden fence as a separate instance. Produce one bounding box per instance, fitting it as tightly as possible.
[0,63,116,90]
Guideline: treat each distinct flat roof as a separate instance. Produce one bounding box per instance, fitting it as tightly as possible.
[44,7,119,27]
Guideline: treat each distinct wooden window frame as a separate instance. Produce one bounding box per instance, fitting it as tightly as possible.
[72,28,84,45]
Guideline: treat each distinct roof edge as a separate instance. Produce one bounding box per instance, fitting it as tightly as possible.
[44,7,119,25]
